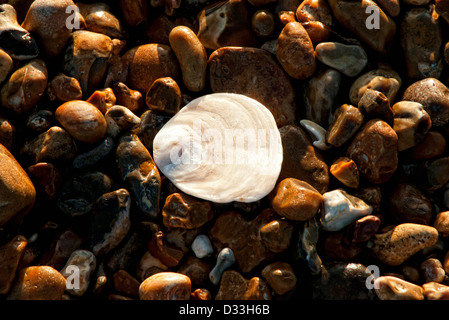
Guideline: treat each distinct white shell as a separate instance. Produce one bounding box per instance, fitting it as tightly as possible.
[153,93,283,203]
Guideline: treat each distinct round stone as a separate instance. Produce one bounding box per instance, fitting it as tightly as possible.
[139,272,191,300]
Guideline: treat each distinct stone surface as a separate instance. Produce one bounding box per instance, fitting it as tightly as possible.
[162,193,213,229]
[1,59,48,114]
[321,189,372,232]
[0,235,27,295]
[278,124,329,193]
[422,282,449,300]
[369,223,439,266]
[0,49,13,85]
[434,211,449,236]
[358,89,394,124]
[276,21,316,80]
[169,26,207,92]
[209,247,235,285]
[145,77,182,115]
[261,262,297,295]
[86,88,116,114]
[252,9,275,38]
[55,100,107,144]
[77,2,126,39]
[47,73,83,103]
[408,131,446,160]
[295,0,332,43]
[112,82,144,113]
[215,270,271,300]
[400,6,443,80]
[60,249,96,296]
[208,46,296,127]
[326,104,364,147]
[270,178,323,221]
[139,272,191,300]
[123,43,179,94]
[315,42,367,77]
[0,143,36,226]
[402,78,449,127]
[374,276,424,300]
[421,258,445,283]
[7,266,66,300]
[260,219,294,253]
[330,157,359,189]
[104,105,140,138]
[347,119,398,184]
[116,133,161,219]
[346,215,381,243]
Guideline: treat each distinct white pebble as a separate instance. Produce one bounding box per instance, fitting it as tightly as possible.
[191,234,213,258]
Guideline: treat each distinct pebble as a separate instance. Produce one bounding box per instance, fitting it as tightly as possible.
[209,209,277,273]
[196,0,256,50]
[60,249,97,297]
[191,288,212,300]
[86,88,117,114]
[349,68,402,106]
[437,0,449,23]
[315,42,368,77]
[402,78,449,127]
[422,282,449,300]
[260,219,294,253]
[409,131,446,160]
[89,189,131,256]
[261,262,297,295]
[209,248,235,285]
[148,230,184,267]
[26,109,53,133]
[112,269,140,298]
[276,21,316,80]
[169,26,207,92]
[278,124,329,193]
[178,256,210,288]
[416,156,449,190]
[38,229,82,270]
[376,0,400,17]
[374,276,424,300]
[421,258,445,283]
[191,234,213,259]
[434,211,449,236]
[28,162,61,200]
[135,110,170,150]
[55,100,107,144]
[7,266,67,300]
[328,0,396,54]
[300,119,331,150]
[123,43,179,94]
[162,192,213,229]
[139,272,191,300]
[323,231,362,261]
[208,46,296,127]
[0,4,38,60]
[72,137,115,169]
[400,6,443,80]
[330,157,359,189]
[270,178,323,221]
[326,104,364,147]
[0,49,13,85]
[47,73,83,103]
[369,223,439,266]
[0,116,15,150]
[347,119,398,184]
[112,82,144,113]
[137,251,168,281]
[321,189,372,232]
[104,105,141,138]
[145,77,182,115]
[295,0,332,43]
[0,235,27,295]
[116,133,161,219]
[63,30,112,93]
[346,215,381,243]
[1,59,48,114]
[20,126,77,163]
[0,143,36,226]
[77,2,126,39]
[296,217,322,275]
[252,10,275,38]
[215,270,271,300]
[388,183,434,225]
[302,69,342,128]
[358,89,394,124]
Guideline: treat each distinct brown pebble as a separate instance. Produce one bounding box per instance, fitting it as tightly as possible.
[139,272,191,300]
[112,82,144,113]
[215,270,271,300]
[423,282,449,300]
[408,131,446,160]
[28,162,61,200]
[77,2,126,39]
[55,100,107,144]
[47,73,83,103]
[86,88,116,114]
[7,266,67,300]
[260,219,294,253]
[261,262,297,295]
[330,157,359,189]
[0,235,27,295]
[252,10,275,38]
[421,258,445,283]
[358,89,394,123]
[190,288,212,300]
[347,215,381,243]
[436,0,449,24]
[434,211,449,236]
[326,104,364,147]
[270,178,323,221]
[276,21,316,80]
[296,0,332,43]
[146,77,182,115]
[0,116,15,150]
[113,269,140,298]
[120,0,147,26]
[148,231,184,267]
[374,276,424,300]
[0,49,13,85]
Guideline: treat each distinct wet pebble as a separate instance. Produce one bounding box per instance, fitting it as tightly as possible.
[358,89,394,124]
[315,42,367,77]
[104,105,140,138]
[86,88,116,114]
[112,82,144,114]
[145,77,182,115]
[26,110,54,133]
[346,215,381,243]
[0,235,27,295]
[261,262,297,295]
[139,272,191,300]
[0,49,13,85]
[252,10,275,38]
[374,276,424,300]
[330,157,359,189]
[60,249,96,297]
[77,2,126,39]
[260,219,294,253]
[295,0,332,43]
[421,258,445,283]
[191,234,213,259]
[47,73,83,103]
[434,211,449,236]
[422,282,449,300]
[326,104,364,147]
[215,270,271,300]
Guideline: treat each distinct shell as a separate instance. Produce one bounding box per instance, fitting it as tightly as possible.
[153,93,283,203]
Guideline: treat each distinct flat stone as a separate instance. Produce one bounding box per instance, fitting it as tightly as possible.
[215,270,271,300]
[369,223,439,266]
[315,42,367,77]
[208,46,296,127]
[374,276,424,300]
[60,249,97,297]
[0,143,36,226]
[0,235,27,295]
[326,104,364,147]
[139,272,191,300]
[7,266,66,300]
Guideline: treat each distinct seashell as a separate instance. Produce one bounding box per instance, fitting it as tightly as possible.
[153,93,283,203]
[300,119,331,150]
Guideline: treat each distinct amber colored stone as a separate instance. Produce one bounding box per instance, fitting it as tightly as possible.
[278,10,296,26]
[0,144,36,226]
[46,73,83,103]
[252,10,275,38]
[260,219,294,253]
[369,223,439,266]
[208,46,296,127]
[270,178,323,221]
[148,231,184,267]
[296,0,332,43]
[162,192,213,229]
[113,269,140,298]
[346,215,381,243]
[434,211,449,236]
[0,235,27,295]
[86,88,116,114]
[326,104,364,147]
[28,162,61,200]
[146,77,182,115]
[261,262,297,295]
[209,209,278,273]
[423,282,449,300]
[77,2,126,39]
[374,276,424,300]
[112,82,144,113]
[347,119,398,184]
[7,266,66,300]
[0,49,13,85]
[215,270,271,300]
[0,116,15,150]
[55,100,107,144]
[278,125,329,193]
[330,157,359,189]
[358,89,394,123]
[139,272,191,300]
[408,131,446,160]
[191,288,212,300]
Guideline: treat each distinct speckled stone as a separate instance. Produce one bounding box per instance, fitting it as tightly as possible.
[369,223,439,266]
[139,272,191,300]
[0,235,27,295]
[0,143,36,226]
[7,266,66,300]
[374,276,424,300]
[215,270,272,300]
